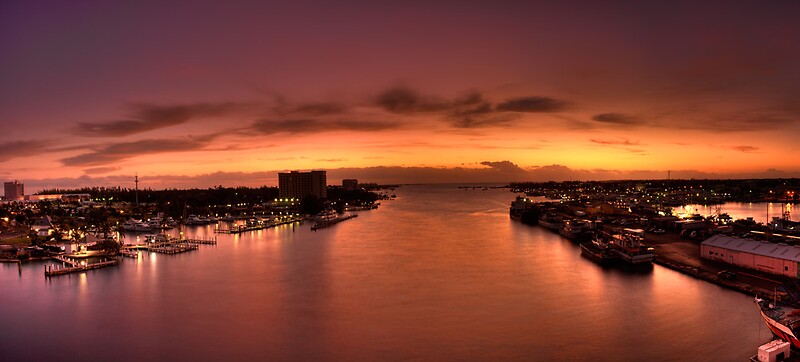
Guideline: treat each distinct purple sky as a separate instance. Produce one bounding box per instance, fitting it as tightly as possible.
[2,1,800,191]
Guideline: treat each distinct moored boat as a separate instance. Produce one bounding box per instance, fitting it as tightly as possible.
[580,238,617,265]
[606,228,654,265]
[538,213,563,231]
[756,297,800,350]
[559,219,592,242]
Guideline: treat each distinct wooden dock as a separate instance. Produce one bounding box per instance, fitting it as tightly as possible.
[45,257,119,277]
[311,214,358,231]
[184,236,217,245]
[215,218,301,234]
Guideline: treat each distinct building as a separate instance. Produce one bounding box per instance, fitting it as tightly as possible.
[278,171,327,199]
[701,234,800,278]
[4,180,24,201]
[342,179,358,191]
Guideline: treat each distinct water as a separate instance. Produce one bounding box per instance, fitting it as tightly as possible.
[675,202,795,223]
[1,185,768,361]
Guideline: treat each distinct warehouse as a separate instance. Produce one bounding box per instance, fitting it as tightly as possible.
[701,234,800,278]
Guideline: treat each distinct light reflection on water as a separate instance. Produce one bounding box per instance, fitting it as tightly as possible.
[1,185,768,361]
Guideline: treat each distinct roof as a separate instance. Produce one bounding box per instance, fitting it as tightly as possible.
[702,234,800,262]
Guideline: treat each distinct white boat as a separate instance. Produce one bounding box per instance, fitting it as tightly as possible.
[120,219,152,232]
[184,215,206,225]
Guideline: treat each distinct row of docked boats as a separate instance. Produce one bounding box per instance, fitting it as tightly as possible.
[510,197,655,267]
[120,215,179,232]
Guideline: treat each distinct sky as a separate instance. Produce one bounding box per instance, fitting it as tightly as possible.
[2,0,800,192]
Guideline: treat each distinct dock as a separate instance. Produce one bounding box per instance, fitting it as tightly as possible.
[312,214,358,231]
[184,236,217,245]
[215,218,301,234]
[45,256,119,277]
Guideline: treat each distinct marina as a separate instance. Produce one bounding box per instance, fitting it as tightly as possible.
[44,255,119,277]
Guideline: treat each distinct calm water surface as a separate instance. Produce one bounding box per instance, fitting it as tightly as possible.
[1,185,769,361]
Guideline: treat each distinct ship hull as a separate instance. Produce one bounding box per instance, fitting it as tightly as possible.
[758,302,800,350]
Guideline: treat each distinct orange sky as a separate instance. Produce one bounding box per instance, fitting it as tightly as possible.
[1,1,799,191]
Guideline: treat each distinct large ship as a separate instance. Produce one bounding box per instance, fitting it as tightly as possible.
[605,228,654,265]
[580,237,617,265]
[509,197,541,225]
[559,219,592,242]
[538,213,563,231]
[756,297,800,349]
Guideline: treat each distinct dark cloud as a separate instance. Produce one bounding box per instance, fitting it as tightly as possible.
[60,137,215,167]
[480,161,527,174]
[374,86,450,113]
[0,140,50,161]
[251,119,400,135]
[591,113,644,125]
[317,158,347,162]
[495,96,568,113]
[293,102,348,115]
[73,102,248,137]
[452,114,522,128]
[590,138,640,146]
[731,145,759,153]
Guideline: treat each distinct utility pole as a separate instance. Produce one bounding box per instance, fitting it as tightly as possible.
[135,174,139,206]
[667,170,671,180]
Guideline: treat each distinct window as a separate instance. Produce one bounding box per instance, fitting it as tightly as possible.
[786,266,789,272]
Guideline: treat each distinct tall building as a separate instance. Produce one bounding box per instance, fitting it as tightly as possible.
[4,180,24,201]
[278,171,327,199]
[342,179,358,191]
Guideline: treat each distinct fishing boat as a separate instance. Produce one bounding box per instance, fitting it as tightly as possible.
[756,296,800,349]
[559,219,592,242]
[538,213,563,231]
[606,228,654,265]
[580,237,617,265]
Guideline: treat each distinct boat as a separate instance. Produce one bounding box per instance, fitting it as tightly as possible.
[580,237,617,265]
[756,297,800,349]
[184,215,207,225]
[559,219,592,242]
[538,213,563,231]
[120,219,152,232]
[509,196,541,225]
[606,228,654,265]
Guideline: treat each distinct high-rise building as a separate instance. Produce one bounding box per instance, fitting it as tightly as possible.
[342,179,358,191]
[278,171,327,199]
[4,180,24,201]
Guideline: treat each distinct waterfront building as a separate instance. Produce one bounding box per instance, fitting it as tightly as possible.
[4,180,24,201]
[278,171,327,199]
[342,179,358,191]
[701,235,800,278]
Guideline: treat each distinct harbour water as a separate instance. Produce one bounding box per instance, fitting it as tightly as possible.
[675,202,795,224]
[1,185,769,361]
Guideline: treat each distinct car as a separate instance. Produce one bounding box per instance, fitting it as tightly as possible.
[652,229,666,234]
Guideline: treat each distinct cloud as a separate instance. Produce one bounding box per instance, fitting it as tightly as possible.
[73,102,248,137]
[0,140,51,162]
[83,167,121,174]
[251,119,400,135]
[14,164,800,192]
[480,161,528,174]
[452,114,522,128]
[495,96,568,113]
[731,145,759,153]
[591,113,645,125]
[590,138,640,146]
[374,86,450,113]
[292,102,348,115]
[60,136,215,167]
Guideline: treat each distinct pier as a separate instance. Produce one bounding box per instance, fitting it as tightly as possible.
[45,255,119,277]
[312,214,358,231]
[215,218,302,234]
